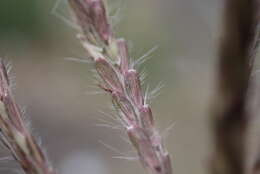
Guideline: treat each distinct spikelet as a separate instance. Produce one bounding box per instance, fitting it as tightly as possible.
[0,59,56,174]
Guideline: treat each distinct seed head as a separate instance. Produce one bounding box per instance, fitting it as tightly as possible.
[69,0,112,44]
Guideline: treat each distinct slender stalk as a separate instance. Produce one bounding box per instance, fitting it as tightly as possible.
[68,0,172,174]
[210,1,260,174]
[0,60,56,174]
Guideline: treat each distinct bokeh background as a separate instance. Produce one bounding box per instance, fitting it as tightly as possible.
[0,0,223,174]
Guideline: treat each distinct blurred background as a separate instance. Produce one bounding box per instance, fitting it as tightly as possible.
[0,0,222,174]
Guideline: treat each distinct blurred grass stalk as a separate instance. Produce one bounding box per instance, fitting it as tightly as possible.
[68,0,172,174]
[210,0,260,174]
